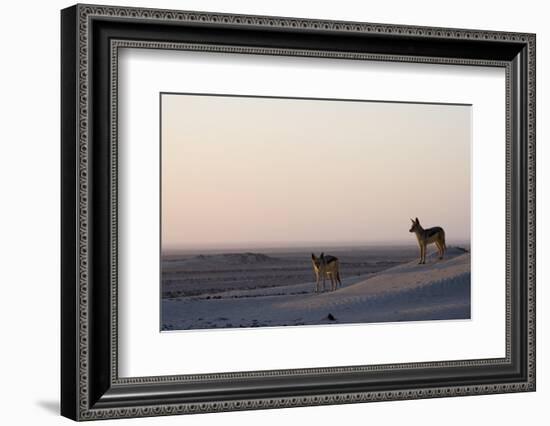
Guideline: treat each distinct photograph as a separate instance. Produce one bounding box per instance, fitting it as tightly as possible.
[160,93,472,331]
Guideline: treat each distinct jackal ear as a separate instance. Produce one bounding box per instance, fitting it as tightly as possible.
[415,217,419,224]
[320,252,325,258]
[311,253,315,260]
[410,218,415,223]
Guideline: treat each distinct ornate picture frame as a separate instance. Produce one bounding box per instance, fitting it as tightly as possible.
[61,4,535,421]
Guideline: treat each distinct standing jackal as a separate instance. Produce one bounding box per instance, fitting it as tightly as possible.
[409,217,447,264]
[311,253,342,293]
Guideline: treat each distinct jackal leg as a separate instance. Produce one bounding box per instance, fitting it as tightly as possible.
[435,241,443,260]
[315,272,320,293]
[420,244,426,264]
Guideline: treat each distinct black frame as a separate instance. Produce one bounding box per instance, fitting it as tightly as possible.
[61,4,536,421]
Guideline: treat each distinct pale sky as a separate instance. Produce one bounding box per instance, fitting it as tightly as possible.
[161,94,471,251]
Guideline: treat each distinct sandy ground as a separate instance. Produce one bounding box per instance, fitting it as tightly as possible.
[162,247,470,330]
[161,246,416,298]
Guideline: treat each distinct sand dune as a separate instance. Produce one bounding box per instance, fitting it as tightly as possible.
[279,247,469,310]
[162,247,470,330]
[162,252,280,271]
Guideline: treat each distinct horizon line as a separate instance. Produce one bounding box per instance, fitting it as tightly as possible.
[162,239,471,254]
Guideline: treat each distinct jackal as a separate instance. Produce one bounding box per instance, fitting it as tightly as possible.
[409,217,447,264]
[311,253,342,292]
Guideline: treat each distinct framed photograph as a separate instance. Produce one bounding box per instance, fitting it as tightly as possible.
[61,4,536,421]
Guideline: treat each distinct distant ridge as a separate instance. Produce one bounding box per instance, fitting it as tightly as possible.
[192,252,278,265]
